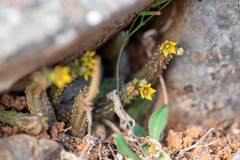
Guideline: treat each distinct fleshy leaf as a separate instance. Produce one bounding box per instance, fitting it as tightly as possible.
[114,134,140,160]
[148,105,168,140]
[134,123,147,137]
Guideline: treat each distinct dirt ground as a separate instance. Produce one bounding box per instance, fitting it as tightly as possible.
[0,80,239,160]
[1,111,239,159]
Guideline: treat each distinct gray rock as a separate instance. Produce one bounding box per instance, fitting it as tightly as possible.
[161,0,240,121]
[0,134,62,160]
[0,0,153,93]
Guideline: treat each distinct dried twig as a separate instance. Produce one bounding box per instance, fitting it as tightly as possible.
[179,127,219,156]
[103,119,121,134]
[130,143,145,160]
[108,143,118,160]
[79,137,92,159]
[85,55,101,103]
[159,74,168,106]
[199,127,215,143]
[197,138,221,148]
[106,90,135,129]
[123,136,138,142]
[78,107,94,159]
[227,134,232,145]
[63,126,72,132]
[98,142,102,160]
[86,107,92,136]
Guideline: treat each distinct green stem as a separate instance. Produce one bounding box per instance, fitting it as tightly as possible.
[0,110,48,135]
[25,71,57,124]
[116,0,172,92]
[66,88,90,138]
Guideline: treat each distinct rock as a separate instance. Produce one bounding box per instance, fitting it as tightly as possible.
[0,134,63,160]
[0,0,154,93]
[160,0,240,122]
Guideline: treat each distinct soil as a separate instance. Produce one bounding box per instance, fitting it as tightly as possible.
[0,92,239,159]
[164,124,240,159]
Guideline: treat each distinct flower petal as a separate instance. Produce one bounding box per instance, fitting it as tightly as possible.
[149,88,156,94]
[159,45,163,51]
[84,73,88,81]
[170,41,177,46]
[90,59,97,64]
[163,40,169,44]
[145,83,151,88]
[82,52,88,59]
[56,81,64,88]
[169,47,176,54]
[145,95,152,100]
[140,87,145,99]
[89,51,96,57]
[62,66,70,73]
[140,92,144,99]
[63,75,72,82]
[163,50,169,57]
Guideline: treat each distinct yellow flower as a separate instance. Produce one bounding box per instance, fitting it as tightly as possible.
[52,66,72,88]
[80,51,97,81]
[159,40,177,57]
[83,65,95,81]
[81,51,96,66]
[140,83,156,100]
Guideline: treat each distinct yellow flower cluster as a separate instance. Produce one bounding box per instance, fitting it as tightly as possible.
[81,51,96,65]
[81,51,96,81]
[51,66,72,88]
[83,65,94,81]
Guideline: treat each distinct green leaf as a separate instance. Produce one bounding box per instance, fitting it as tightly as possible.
[142,144,149,155]
[148,105,168,140]
[139,11,160,16]
[148,0,168,9]
[114,134,140,160]
[134,123,147,137]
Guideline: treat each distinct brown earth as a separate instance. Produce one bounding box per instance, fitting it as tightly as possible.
[0,96,239,160]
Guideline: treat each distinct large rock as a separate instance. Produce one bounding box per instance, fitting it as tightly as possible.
[0,0,153,93]
[161,0,240,122]
[0,135,62,160]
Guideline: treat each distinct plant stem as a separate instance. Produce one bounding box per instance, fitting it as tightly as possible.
[115,0,172,157]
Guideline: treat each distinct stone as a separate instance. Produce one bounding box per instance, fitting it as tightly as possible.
[160,0,240,121]
[0,134,62,160]
[0,0,154,93]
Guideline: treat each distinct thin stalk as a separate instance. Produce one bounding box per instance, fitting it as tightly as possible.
[115,0,172,157]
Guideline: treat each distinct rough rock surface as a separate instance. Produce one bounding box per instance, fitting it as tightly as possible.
[0,134,63,160]
[161,0,240,121]
[0,0,153,93]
